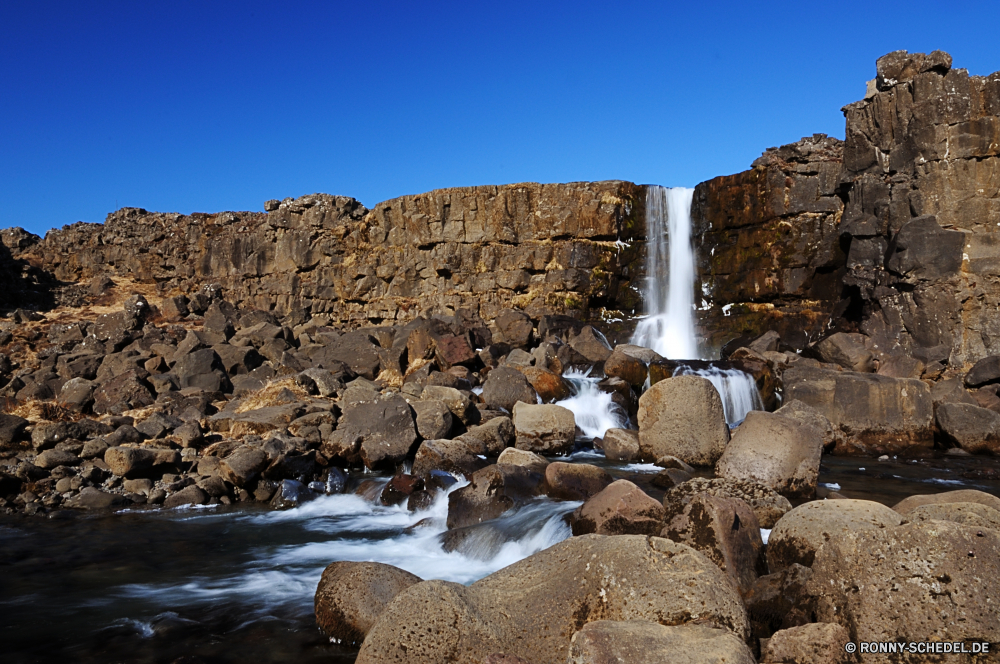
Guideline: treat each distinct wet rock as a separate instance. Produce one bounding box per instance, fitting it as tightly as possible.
[219,447,269,487]
[516,366,571,402]
[761,622,851,664]
[965,355,1000,388]
[512,402,575,455]
[892,488,1000,515]
[481,366,538,413]
[663,478,792,529]
[601,428,639,462]
[811,332,874,372]
[447,464,545,529]
[637,375,730,466]
[568,621,755,664]
[935,402,1000,454]
[661,493,766,594]
[64,486,128,510]
[380,473,424,506]
[907,501,1000,531]
[767,499,904,571]
[807,520,1000,657]
[544,462,613,501]
[410,399,454,440]
[496,447,549,473]
[315,561,422,647]
[356,535,750,664]
[745,564,814,640]
[571,479,665,536]
[163,485,208,508]
[716,411,823,500]
[270,479,317,509]
[324,394,418,470]
[412,438,490,478]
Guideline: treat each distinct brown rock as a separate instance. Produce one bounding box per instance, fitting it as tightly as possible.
[512,402,576,455]
[603,348,649,388]
[446,464,545,529]
[892,488,1000,515]
[219,446,269,487]
[744,564,814,640]
[571,480,665,536]
[663,477,792,529]
[637,375,730,466]
[907,501,1000,531]
[516,366,571,402]
[568,621,755,664]
[601,428,639,462]
[496,447,549,474]
[761,623,851,664]
[544,462,613,501]
[314,561,421,646]
[482,366,538,413]
[163,484,208,508]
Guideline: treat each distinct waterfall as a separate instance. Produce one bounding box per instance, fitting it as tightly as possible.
[555,369,630,439]
[672,365,764,426]
[630,186,698,359]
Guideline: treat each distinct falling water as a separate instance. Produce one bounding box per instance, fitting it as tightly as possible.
[672,365,764,425]
[631,186,698,359]
[555,369,630,439]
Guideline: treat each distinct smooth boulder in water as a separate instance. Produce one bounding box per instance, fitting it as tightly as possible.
[314,561,421,646]
[637,375,729,466]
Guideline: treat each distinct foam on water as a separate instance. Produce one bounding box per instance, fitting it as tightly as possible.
[556,369,630,439]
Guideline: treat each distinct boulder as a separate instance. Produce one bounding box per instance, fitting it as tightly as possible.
[34,448,81,470]
[447,464,545,529]
[512,402,576,455]
[481,366,538,413]
[568,326,613,366]
[571,479,665,536]
[935,402,1000,454]
[663,478,792,529]
[412,439,487,478]
[603,347,651,388]
[772,399,842,451]
[744,564,814,640]
[965,354,1000,388]
[0,414,28,447]
[104,446,178,478]
[325,394,418,469]
[379,473,424,507]
[876,354,925,379]
[92,370,155,415]
[907,502,1000,531]
[782,365,933,455]
[458,416,515,456]
[601,428,639,462]
[494,309,534,348]
[516,366,571,402]
[172,348,230,391]
[219,446,269,487]
[544,462,613,501]
[761,623,851,664]
[163,485,208,508]
[811,332,874,372]
[892,488,1000,515]
[314,561,422,646]
[637,376,730,466]
[356,535,750,664]
[270,479,318,509]
[64,486,128,510]
[661,493,766,595]
[767,499,904,571]
[568,621,755,664]
[715,411,823,500]
[421,385,479,425]
[496,447,549,474]
[807,521,1000,658]
[411,400,454,440]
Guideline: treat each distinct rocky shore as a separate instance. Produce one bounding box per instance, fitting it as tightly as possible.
[1,49,999,663]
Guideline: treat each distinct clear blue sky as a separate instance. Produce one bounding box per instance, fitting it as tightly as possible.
[2,1,998,236]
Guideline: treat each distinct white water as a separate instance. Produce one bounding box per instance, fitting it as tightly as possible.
[631,186,698,359]
[556,369,630,439]
[672,365,764,425]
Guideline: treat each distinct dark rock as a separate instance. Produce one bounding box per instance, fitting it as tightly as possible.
[481,366,537,413]
[380,473,424,506]
[966,355,1000,388]
[494,309,533,348]
[571,479,665,536]
[314,561,421,647]
[567,326,613,366]
[811,332,874,372]
[92,370,155,415]
[270,479,317,509]
[447,464,545,529]
[219,447,269,487]
[662,477,792,529]
[544,462,613,501]
[745,564,814,640]
[34,449,81,470]
[936,402,1000,454]
[412,438,489,478]
[163,485,208,508]
[324,394,418,470]
[65,486,128,510]
[0,414,28,447]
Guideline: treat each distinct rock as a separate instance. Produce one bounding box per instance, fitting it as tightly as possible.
[512,402,576,455]
[876,354,925,379]
[458,416,515,456]
[380,473,424,507]
[907,502,1000,531]
[0,414,28,447]
[892,488,1000,515]
[163,485,208,508]
[807,521,1000,657]
[782,365,933,455]
[494,309,534,348]
[355,535,750,664]
[935,402,1000,454]
[482,366,538,413]
[64,486,128,510]
[325,394,418,469]
[571,479,665,536]
[603,347,650,388]
[761,623,851,664]
[219,447,269,487]
[772,399,842,451]
[270,479,317,509]
[34,449,81,470]
[172,348,230,391]
[447,464,545,529]
[411,400,454,440]
[568,326,613,366]
[811,333,874,372]
[299,367,343,397]
[516,366,571,402]
[649,468,692,490]
[661,493,766,594]
[601,428,639,462]
[496,447,549,474]
[421,385,479,425]
[767,499,904,571]
[59,377,96,412]
[92,370,155,416]
[637,376,730,466]
[568,621,755,664]
[544,462,613,501]
[744,564,814,640]
[663,478,793,529]
[966,355,1000,388]
[314,561,422,646]
[104,446,177,478]
[412,438,489,478]
[715,411,823,500]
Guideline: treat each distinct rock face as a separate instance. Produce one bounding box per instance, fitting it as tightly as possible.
[355,535,750,664]
[567,621,755,664]
[637,376,730,466]
[807,520,1000,660]
[314,561,421,646]
[782,365,933,454]
[715,411,823,500]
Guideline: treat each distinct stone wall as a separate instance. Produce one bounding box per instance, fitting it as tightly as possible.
[690,134,846,352]
[9,182,646,328]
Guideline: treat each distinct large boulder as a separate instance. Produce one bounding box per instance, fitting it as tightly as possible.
[744,563,814,640]
[356,535,750,664]
[494,309,534,348]
[663,478,793,529]
[481,366,538,413]
[660,493,766,595]
[219,446,269,487]
[935,402,1000,454]
[410,400,454,440]
[496,447,549,474]
[807,521,1000,659]
[568,621,755,664]
[411,438,490,478]
[512,402,576,455]
[781,365,933,454]
[571,480,665,536]
[715,411,823,500]
[907,502,1000,531]
[324,394,418,469]
[104,446,178,478]
[92,370,155,415]
[0,414,28,447]
[892,488,1000,515]
[603,346,652,389]
[516,366,571,402]
[314,561,422,646]
[637,375,730,467]
[767,499,904,571]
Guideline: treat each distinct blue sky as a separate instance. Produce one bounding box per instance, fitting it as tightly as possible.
[2,1,998,236]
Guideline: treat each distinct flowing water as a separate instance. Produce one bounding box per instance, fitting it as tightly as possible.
[555,370,630,439]
[671,365,765,426]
